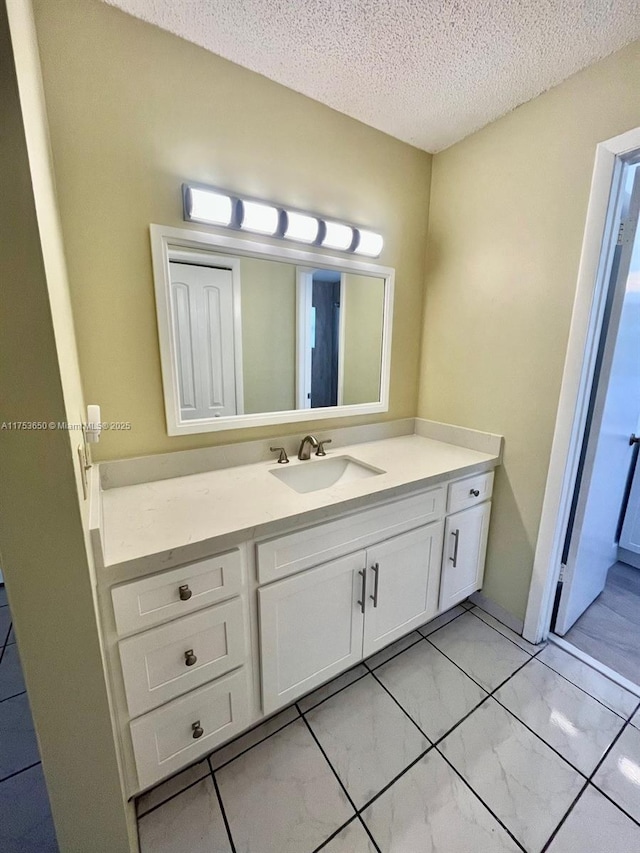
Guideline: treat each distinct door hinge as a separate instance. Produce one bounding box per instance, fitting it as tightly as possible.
[558,563,566,583]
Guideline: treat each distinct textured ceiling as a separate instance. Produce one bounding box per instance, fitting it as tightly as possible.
[104,1,640,152]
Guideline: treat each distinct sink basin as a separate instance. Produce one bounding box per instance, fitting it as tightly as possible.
[270,456,385,494]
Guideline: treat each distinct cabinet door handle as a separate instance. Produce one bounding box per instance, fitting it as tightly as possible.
[370,563,380,608]
[469,488,480,497]
[449,529,460,567]
[357,568,367,614]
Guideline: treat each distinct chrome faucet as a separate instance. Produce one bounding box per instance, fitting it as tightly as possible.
[297,435,319,460]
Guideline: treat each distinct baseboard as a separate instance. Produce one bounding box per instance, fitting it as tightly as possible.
[618,547,640,569]
[469,591,524,634]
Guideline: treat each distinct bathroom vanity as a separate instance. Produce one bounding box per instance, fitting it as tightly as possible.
[90,420,502,795]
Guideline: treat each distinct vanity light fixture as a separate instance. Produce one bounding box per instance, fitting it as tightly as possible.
[182,183,384,257]
[186,187,234,226]
[284,211,319,243]
[240,200,280,235]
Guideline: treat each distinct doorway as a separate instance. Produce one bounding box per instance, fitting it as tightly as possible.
[524,131,640,693]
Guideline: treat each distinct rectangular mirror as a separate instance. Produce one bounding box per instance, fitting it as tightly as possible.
[150,224,394,434]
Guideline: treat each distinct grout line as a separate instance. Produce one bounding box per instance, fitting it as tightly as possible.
[363,633,423,672]
[310,816,360,853]
[299,667,371,714]
[467,607,541,655]
[0,689,27,705]
[366,667,433,742]
[210,760,237,853]
[434,746,528,852]
[135,766,211,819]
[535,655,636,719]
[0,760,41,786]
[589,780,640,831]
[355,745,433,813]
[355,813,383,853]
[206,712,301,773]
[539,780,589,852]
[416,607,469,640]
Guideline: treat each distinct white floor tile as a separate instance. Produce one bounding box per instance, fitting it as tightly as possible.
[0,587,8,607]
[418,605,465,637]
[305,673,428,808]
[364,631,422,670]
[538,644,638,718]
[216,718,353,853]
[136,760,210,817]
[440,698,584,852]
[0,764,58,852]
[428,612,530,691]
[546,785,640,852]
[0,608,10,646]
[593,725,640,824]
[472,608,543,654]
[319,819,377,852]
[495,658,624,775]
[0,645,26,701]
[631,708,640,729]
[138,777,230,853]
[297,665,367,713]
[375,640,487,740]
[210,704,299,770]
[0,693,40,780]
[362,749,520,852]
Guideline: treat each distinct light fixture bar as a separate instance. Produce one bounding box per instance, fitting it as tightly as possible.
[182,183,383,257]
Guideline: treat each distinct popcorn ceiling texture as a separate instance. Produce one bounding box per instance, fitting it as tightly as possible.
[104,0,640,152]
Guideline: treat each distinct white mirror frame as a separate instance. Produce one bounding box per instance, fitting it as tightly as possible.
[150,224,395,435]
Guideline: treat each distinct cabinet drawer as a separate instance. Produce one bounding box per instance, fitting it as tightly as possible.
[119,599,246,718]
[130,668,249,790]
[447,472,494,514]
[111,549,242,636]
[257,488,445,584]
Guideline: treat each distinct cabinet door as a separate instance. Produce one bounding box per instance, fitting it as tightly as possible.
[363,522,444,657]
[259,551,366,714]
[439,502,491,612]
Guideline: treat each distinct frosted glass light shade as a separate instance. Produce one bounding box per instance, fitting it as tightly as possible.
[241,200,279,235]
[284,211,319,243]
[322,221,354,251]
[355,229,384,257]
[188,188,233,226]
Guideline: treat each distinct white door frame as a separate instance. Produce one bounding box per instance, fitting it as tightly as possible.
[523,126,640,644]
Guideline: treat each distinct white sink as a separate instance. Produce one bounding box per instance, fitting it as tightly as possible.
[270,455,385,494]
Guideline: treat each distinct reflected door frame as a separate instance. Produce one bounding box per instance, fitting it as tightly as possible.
[296,268,346,409]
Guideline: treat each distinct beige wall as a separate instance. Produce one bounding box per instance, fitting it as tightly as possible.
[32,0,432,461]
[1,1,134,849]
[240,258,296,414]
[342,273,385,405]
[419,39,640,621]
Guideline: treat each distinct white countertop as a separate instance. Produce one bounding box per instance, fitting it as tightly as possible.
[98,434,499,569]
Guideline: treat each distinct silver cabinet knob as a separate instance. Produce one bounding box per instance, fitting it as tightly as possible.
[179,584,192,601]
[191,721,204,739]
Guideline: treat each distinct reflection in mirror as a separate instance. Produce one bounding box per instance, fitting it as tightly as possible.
[152,225,393,434]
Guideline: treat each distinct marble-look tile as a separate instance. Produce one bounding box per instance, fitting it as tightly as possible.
[440,698,584,852]
[136,760,210,817]
[5,626,14,646]
[546,784,640,852]
[428,612,530,691]
[138,776,230,853]
[0,644,26,701]
[305,674,428,808]
[0,586,8,607]
[495,658,624,775]
[216,718,353,853]
[210,704,299,770]
[631,708,640,729]
[0,763,58,852]
[471,608,543,654]
[418,605,465,637]
[0,607,11,646]
[461,600,475,610]
[364,631,422,670]
[538,644,637,718]
[0,693,40,780]
[375,640,487,741]
[319,819,377,852]
[298,665,368,713]
[362,749,520,852]
[593,725,640,823]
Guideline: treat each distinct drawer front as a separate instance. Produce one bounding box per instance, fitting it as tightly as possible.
[111,549,242,636]
[130,668,249,790]
[257,487,446,584]
[119,599,246,718]
[447,471,494,514]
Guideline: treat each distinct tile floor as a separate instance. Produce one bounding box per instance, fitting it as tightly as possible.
[0,586,58,852]
[136,601,640,853]
[564,561,640,685]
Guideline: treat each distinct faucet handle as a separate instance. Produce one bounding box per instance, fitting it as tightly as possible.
[270,446,289,464]
[315,439,332,457]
